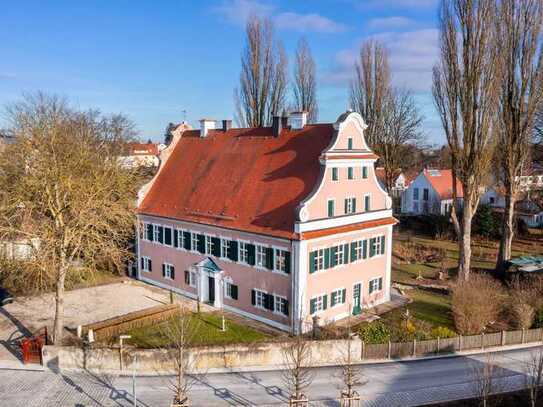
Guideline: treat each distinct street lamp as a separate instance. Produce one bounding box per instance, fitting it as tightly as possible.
[119,334,131,371]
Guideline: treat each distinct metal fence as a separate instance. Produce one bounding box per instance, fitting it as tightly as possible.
[361,327,543,360]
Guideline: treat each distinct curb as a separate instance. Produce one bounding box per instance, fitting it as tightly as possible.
[0,360,45,372]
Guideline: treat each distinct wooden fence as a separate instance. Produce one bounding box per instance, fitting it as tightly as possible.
[361,328,543,360]
[80,303,180,342]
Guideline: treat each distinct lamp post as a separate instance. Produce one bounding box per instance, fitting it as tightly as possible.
[119,334,131,371]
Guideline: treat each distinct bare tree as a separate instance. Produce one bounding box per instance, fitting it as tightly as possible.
[161,306,199,406]
[337,320,365,406]
[494,0,543,274]
[281,333,315,404]
[293,38,318,123]
[0,93,138,343]
[432,0,500,281]
[524,346,543,407]
[350,40,391,147]
[378,89,424,193]
[234,15,288,128]
[470,353,504,407]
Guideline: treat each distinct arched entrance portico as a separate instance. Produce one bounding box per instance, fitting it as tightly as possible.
[191,258,223,308]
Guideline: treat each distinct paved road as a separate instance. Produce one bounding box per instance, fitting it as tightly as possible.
[0,347,538,407]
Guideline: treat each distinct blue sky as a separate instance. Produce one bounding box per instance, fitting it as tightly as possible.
[0,0,444,143]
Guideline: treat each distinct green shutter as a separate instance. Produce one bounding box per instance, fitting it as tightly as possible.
[229,240,238,261]
[212,237,221,257]
[379,278,383,290]
[158,226,164,244]
[231,284,238,300]
[348,138,353,150]
[322,295,328,310]
[330,247,337,267]
[197,234,205,254]
[331,292,336,307]
[310,298,316,314]
[251,289,256,305]
[266,247,274,270]
[342,288,347,303]
[344,199,348,214]
[309,251,316,273]
[363,240,368,259]
[328,200,334,217]
[184,270,190,285]
[173,230,179,248]
[284,252,291,274]
[146,224,153,241]
[324,248,331,269]
[351,242,357,262]
[353,198,356,212]
[363,166,368,178]
[380,235,386,254]
[369,238,375,257]
[344,243,350,263]
[164,227,172,246]
[183,232,191,250]
[247,244,256,266]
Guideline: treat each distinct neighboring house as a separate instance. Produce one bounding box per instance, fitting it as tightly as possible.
[136,111,396,333]
[517,164,543,191]
[374,168,412,198]
[401,169,464,216]
[480,187,507,208]
[515,200,543,228]
[118,142,164,169]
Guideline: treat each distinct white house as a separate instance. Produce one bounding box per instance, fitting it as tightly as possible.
[480,187,507,208]
[375,168,413,198]
[516,200,543,228]
[401,169,464,216]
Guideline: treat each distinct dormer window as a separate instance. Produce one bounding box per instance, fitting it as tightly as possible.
[327,199,335,217]
[332,167,339,181]
[345,197,356,214]
[348,138,353,150]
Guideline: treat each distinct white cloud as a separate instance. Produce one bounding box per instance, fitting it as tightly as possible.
[367,16,416,30]
[211,0,347,33]
[322,29,440,93]
[357,0,437,9]
[274,12,347,33]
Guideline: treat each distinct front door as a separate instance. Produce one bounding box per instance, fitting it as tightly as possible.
[353,283,362,315]
[208,276,215,304]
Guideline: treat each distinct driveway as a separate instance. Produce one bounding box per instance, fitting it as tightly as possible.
[0,280,180,365]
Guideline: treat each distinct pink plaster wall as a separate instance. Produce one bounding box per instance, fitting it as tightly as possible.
[305,225,391,323]
[138,215,292,327]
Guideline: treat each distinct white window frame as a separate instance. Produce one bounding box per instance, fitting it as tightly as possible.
[274,294,288,315]
[369,277,383,294]
[254,289,267,309]
[153,224,161,243]
[220,238,231,259]
[331,288,346,307]
[354,240,364,261]
[188,271,197,287]
[176,228,184,250]
[256,245,267,268]
[164,263,174,280]
[191,232,199,253]
[345,197,356,214]
[314,248,325,271]
[142,222,150,241]
[274,248,287,273]
[311,294,325,314]
[225,280,235,298]
[239,240,249,264]
[336,244,345,266]
[205,235,214,255]
[141,256,151,272]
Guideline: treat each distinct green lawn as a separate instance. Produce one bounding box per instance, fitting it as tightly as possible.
[406,288,454,329]
[127,312,270,348]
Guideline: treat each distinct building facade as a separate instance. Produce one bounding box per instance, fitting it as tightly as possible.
[136,111,396,332]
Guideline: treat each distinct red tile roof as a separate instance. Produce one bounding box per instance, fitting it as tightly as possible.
[127,143,159,156]
[137,125,336,239]
[424,169,464,200]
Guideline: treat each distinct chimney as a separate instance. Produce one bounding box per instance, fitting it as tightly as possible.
[199,119,216,138]
[222,120,232,132]
[289,111,308,130]
[272,115,282,137]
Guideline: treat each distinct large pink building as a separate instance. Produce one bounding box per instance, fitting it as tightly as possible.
[136,111,396,333]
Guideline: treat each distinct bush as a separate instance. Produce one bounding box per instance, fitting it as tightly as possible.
[473,204,499,239]
[452,274,505,335]
[359,321,391,344]
[429,326,457,339]
[533,308,543,328]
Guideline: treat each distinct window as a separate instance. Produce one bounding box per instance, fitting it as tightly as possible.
[254,289,267,309]
[163,263,175,280]
[145,223,154,242]
[153,224,161,243]
[164,227,173,246]
[205,236,213,255]
[423,188,429,201]
[191,233,198,252]
[364,194,371,212]
[354,240,364,260]
[274,296,288,315]
[327,199,335,217]
[221,239,231,259]
[141,256,152,272]
[256,245,266,268]
[310,248,325,272]
[362,166,368,179]
[369,277,383,294]
[489,197,495,204]
[335,244,345,265]
[413,188,419,200]
[331,288,346,307]
[274,249,288,273]
[370,236,385,257]
[347,138,353,150]
[345,197,356,214]
[239,241,249,264]
[176,229,185,249]
[332,167,339,181]
[347,167,354,180]
[310,294,327,314]
[225,282,238,300]
[184,270,197,287]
